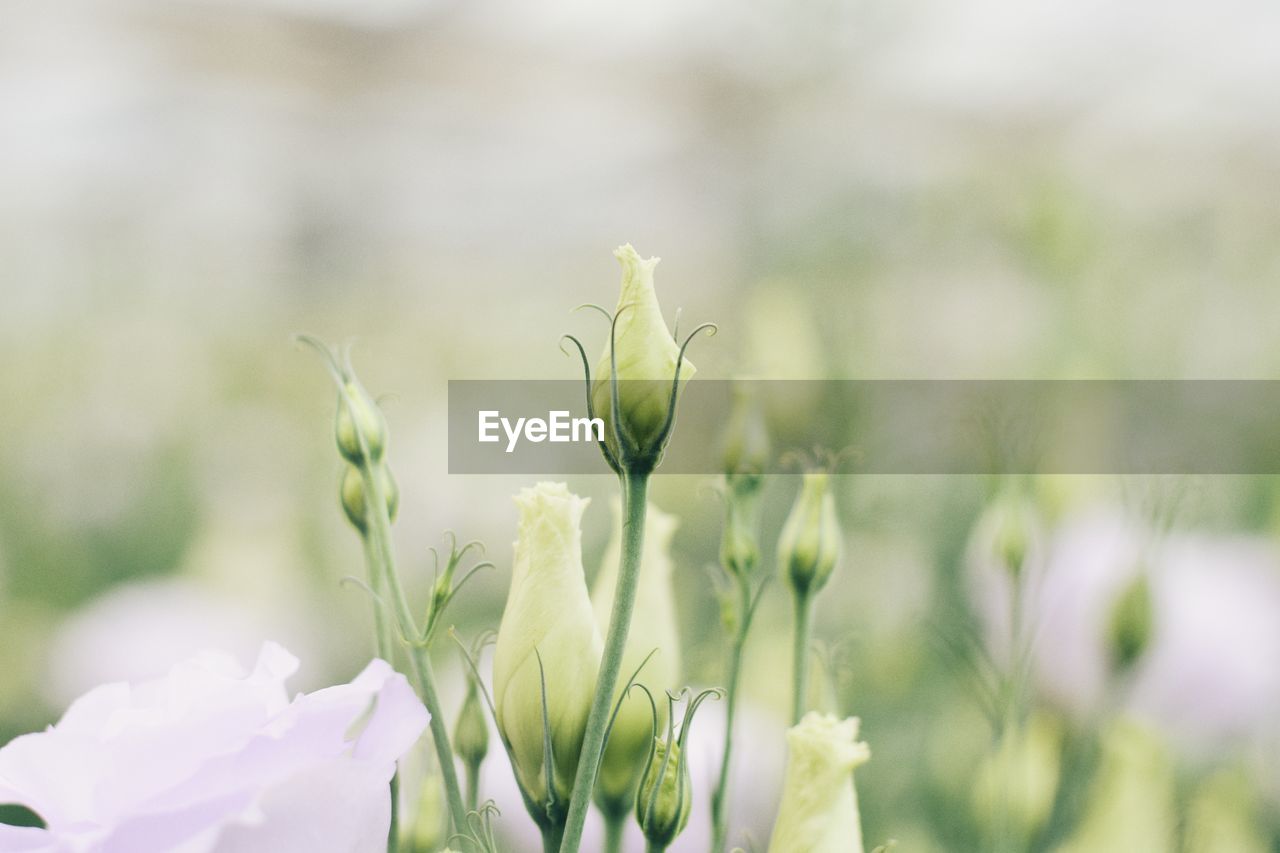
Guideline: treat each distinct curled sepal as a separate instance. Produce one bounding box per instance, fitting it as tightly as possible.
[636,686,723,850]
[454,801,502,853]
[420,532,494,645]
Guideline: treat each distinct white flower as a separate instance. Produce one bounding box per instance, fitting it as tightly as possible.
[590,245,695,469]
[0,643,428,853]
[493,482,602,812]
[768,712,870,853]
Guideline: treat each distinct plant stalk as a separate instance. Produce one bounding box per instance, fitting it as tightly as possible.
[603,812,626,853]
[710,578,752,852]
[559,472,650,853]
[791,592,813,725]
[542,822,566,853]
[464,761,481,814]
[361,537,401,853]
[358,462,473,850]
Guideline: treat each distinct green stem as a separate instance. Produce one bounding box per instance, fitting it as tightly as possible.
[542,822,566,853]
[358,464,473,850]
[464,760,481,815]
[791,592,812,725]
[361,516,400,853]
[559,473,650,853]
[710,579,751,852]
[645,842,666,853]
[603,810,626,853]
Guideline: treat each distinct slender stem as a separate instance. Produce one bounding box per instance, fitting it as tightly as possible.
[398,608,472,850]
[542,822,566,853]
[791,592,813,725]
[603,810,626,853]
[559,473,650,853]
[361,514,399,853]
[358,464,472,850]
[464,761,481,814]
[710,579,751,852]
[361,536,396,667]
[646,842,666,853]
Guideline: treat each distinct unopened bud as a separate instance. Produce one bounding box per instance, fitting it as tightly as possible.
[636,739,691,849]
[454,680,490,769]
[1107,573,1153,674]
[778,472,842,597]
[591,245,696,474]
[720,489,762,579]
[721,384,769,479]
[335,380,387,464]
[340,463,399,533]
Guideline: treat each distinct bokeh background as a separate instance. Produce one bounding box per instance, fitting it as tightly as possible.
[3,0,1280,850]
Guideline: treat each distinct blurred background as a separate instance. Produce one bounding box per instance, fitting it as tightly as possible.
[3,0,1280,849]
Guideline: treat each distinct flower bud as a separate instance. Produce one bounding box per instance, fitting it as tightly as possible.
[721,384,769,480]
[636,739,691,849]
[591,501,682,814]
[972,490,1040,581]
[720,477,764,579]
[1106,572,1153,675]
[777,472,842,597]
[972,714,1061,842]
[591,245,695,472]
[335,379,387,464]
[340,463,399,534]
[1057,719,1174,853]
[454,679,489,770]
[768,712,871,853]
[493,483,602,816]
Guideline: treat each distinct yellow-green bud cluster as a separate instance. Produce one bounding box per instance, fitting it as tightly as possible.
[778,472,842,598]
[333,378,398,535]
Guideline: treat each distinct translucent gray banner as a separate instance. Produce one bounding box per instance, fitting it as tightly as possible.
[447,380,1280,474]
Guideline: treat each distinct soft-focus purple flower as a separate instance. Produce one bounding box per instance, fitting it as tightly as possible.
[970,508,1280,752]
[0,643,428,853]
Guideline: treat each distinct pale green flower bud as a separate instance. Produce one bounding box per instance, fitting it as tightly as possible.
[340,463,399,534]
[590,501,682,814]
[768,712,871,853]
[1184,770,1269,853]
[721,383,769,480]
[1107,572,1153,675]
[453,679,489,770]
[402,759,446,852]
[591,245,695,473]
[493,482,602,815]
[721,477,764,579]
[636,739,691,849]
[972,713,1061,842]
[974,491,1038,579]
[778,473,842,597]
[1057,719,1174,853]
[335,379,387,464]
